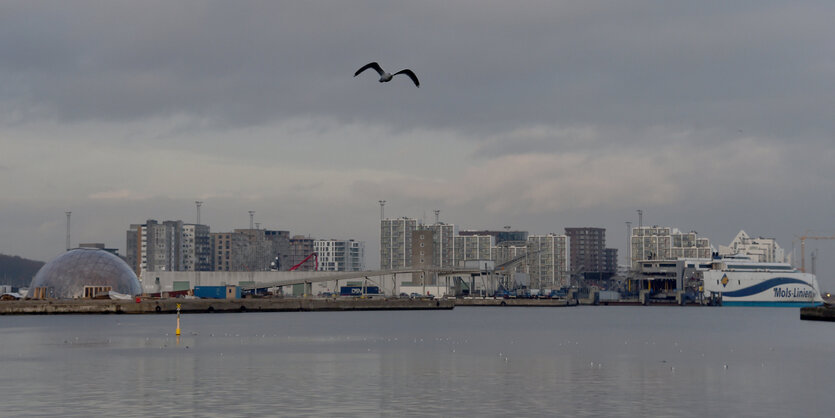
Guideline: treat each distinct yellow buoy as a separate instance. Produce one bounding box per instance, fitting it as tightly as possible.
[176,303,181,336]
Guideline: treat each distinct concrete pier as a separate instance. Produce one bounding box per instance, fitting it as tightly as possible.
[0,297,454,315]
[456,298,577,307]
[800,305,835,322]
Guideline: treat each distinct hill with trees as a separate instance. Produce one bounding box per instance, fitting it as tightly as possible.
[0,254,45,288]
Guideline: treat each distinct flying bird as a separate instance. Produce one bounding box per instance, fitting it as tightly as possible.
[354,62,420,87]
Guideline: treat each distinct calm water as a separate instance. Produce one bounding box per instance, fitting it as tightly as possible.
[1,306,833,417]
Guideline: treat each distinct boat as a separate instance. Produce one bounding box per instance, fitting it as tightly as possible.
[702,255,823,307]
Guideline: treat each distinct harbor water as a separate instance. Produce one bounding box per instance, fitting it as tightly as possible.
[1,307,832,416]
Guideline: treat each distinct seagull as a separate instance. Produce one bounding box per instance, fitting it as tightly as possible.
[354,62,420,87]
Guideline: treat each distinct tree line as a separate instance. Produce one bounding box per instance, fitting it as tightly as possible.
[0,254,44,288]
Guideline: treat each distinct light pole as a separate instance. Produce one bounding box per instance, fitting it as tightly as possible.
[636,210,644,263]
[626,221,632,269]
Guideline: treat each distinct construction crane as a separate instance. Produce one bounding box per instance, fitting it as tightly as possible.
[798,233,835,273]
[289,252,318,271]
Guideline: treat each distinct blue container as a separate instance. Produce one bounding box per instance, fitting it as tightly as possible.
[340,286,380,296]
[194,286,227,299]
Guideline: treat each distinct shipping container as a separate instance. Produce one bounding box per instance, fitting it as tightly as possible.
[194,286,227,299]
[340,286,381,296]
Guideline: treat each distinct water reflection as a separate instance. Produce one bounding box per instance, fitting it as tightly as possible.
[0,307,832,416]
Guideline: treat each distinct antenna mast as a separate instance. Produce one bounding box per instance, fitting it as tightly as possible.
[195,201,203,225]
[65,211,71,251]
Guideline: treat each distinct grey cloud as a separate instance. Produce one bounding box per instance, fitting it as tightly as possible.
[1,1,833,143]
[3,1,835,281]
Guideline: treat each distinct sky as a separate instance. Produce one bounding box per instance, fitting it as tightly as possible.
[1,1,834,289]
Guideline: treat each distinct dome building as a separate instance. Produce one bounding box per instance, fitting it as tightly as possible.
[29,248,142,299]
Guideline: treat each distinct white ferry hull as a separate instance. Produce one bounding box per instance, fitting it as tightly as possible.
[703,270,823,307]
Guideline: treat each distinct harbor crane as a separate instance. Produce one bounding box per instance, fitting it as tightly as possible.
[798,233,835,273]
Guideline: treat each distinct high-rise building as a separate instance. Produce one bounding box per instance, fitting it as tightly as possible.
[453,234,494,266]
[527,234,570,289]
[146,220,181,272]
[630,226,711,269]
[380,218,418,270]
[411,230,435,284]
[126,220,185,275]
[564,227,617,280]
[211,231,247,272]
[181,224,211,272]
[565,227,606,276]
[262,229,291,272]
[127,220,212,275]
[460,230,528,245]
[289,235,316,271]
[604,248,619,276]
[314,239,365,271]
[126,225,140,275]
[214,228,290,272]
[718,230,785,263]
[347,240,365,271]
[491,243,528,274]
[423,223,456,268]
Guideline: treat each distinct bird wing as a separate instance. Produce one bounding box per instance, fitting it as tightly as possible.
[393,69,420,87]
[354,62,384,77]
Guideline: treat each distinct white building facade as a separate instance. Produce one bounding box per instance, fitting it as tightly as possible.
[526,234,570,289]
[423,223,456,268]
[314,239,366,272]
[181,224,211,271]
[380,218,418,270]
[453,234,494,266]
[630,226,711,270]
[718,230,786,263]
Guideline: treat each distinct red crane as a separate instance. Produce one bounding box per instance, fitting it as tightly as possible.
[289,252,318,271]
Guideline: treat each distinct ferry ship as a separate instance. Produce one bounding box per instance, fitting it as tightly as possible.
[702,255,823,307]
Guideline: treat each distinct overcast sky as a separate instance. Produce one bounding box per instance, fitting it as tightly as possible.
[2,1,834,289]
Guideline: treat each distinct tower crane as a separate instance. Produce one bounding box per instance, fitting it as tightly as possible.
[798,233,835,273]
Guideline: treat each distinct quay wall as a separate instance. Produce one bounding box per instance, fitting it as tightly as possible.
[456,298,577,307]
[800,305,835,322]
[0,297,454,315]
